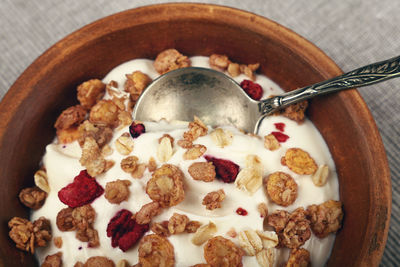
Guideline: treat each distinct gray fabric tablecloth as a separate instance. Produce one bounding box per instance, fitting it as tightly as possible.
[1,0,399,266]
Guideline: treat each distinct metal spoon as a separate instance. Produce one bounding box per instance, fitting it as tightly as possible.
[133,55,400,133]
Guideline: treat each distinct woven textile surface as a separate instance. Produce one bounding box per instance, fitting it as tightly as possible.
[0,0,399,266]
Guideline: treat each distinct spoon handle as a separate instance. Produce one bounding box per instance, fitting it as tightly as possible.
[259,55,400,115]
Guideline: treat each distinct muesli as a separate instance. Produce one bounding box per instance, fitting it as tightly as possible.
[9,49,343,267]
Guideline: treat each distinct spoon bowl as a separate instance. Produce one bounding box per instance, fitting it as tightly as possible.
[133,67,260,132]
[133,55,400,133]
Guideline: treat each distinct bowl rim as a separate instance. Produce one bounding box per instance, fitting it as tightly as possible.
[0,3,391,266]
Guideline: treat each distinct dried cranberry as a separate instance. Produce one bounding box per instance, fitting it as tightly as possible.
[106,209,149,252]
[240,80,263,100]
[58,170,104,208]
[274,122,286,132]
[271,131,289,142]
[204,155,239,183]
[236,207,248,216]
[129,122,145,138]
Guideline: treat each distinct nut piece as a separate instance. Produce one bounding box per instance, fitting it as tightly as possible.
[209,54,230,71]
[34,169,50,193]
[256,248,275,267]
[138,234,175,267]
[77,79,106,110]
[78,120,113,148]
[146,164,185,207]
[256,230,279,248]
[157,135,174,162]
[54,105,86,131]
[121,156,139,173]
[264,134,280,151]
[188,162,216,182]
[202,189,226,210]
[136,202,161,225]
[89,100,119,128]
[204,236,243,267]
[312,164,330,187]
[183,116,208,142]
[105,179,132,204]
[154,48,191,74]
[281,148,317,175]
[53,236,63,248]
[257,203,268,218]
[80,137,107,177]
[191,222,217,246]
[168,213,189,234]
[84,256,115,267]
[307,200,343,238]
[42,252,62,267]
[286,248,310,267]
[210,128,233,148]
[124,71,152,101]
[19,187,47,210]
[266,172,298,207]
[238,229,263,256]
[183,144,207,160]
[115,133,134,155]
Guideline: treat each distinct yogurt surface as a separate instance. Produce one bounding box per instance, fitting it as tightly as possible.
[32,56,339,266]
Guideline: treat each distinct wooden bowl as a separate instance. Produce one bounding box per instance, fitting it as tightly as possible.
[0,3,391,266]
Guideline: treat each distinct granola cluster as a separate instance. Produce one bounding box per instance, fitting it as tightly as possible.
[8,216,51,254]
[56,204,100,247]
[9,48,343,267]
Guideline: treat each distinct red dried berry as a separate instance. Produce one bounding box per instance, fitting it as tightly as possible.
[58,170,104,208]
[129,122,145,138]
[106,209,149,252]
[274,122,286,132]
[118,223,149,252]
[236,207,248,216]
[240,80,263,100]
[204,155,239,183]
[271,131,289,142]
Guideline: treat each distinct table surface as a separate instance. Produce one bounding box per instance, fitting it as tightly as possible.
[0,0,399,266]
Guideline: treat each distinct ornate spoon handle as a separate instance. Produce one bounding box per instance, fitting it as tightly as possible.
[259,55,400,115]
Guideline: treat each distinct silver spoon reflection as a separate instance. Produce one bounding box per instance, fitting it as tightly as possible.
[133,56,400,134]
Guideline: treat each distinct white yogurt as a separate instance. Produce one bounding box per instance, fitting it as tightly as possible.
[32,57,339,267]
